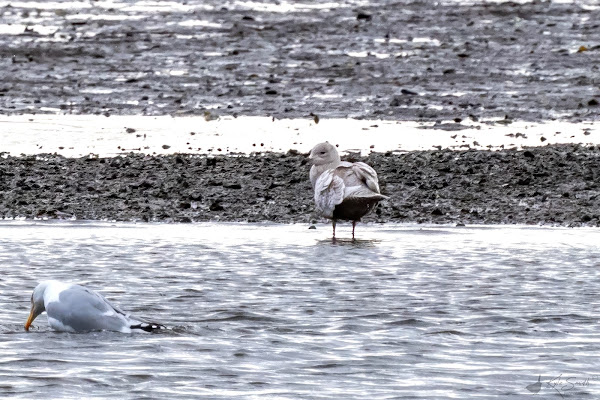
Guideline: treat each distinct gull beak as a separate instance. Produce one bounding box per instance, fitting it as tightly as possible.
[24,305,36,331]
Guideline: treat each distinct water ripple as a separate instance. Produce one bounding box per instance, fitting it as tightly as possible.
[1,222,599,399]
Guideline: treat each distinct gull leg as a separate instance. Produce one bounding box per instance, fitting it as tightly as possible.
[332,220,336,239]
[352,220,356,240]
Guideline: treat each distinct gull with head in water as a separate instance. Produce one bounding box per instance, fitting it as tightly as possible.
[309,142,388,239]
[25,280,164,333]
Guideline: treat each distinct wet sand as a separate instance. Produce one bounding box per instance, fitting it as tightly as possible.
[2,144,599,226]
[1,1,599,226]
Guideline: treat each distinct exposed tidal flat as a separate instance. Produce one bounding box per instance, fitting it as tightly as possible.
[1,0,598,121]
[1,0,599,226]
[1,142,600,226]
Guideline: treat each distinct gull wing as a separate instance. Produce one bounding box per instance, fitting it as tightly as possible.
[46,285,132,332]
[314,169,345,219]
[351,162,381,193]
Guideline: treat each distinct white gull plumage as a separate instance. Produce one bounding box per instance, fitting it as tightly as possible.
[309,142,388,239]
[25,280,164,333]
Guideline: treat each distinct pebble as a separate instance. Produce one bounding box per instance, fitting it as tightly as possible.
[0,145,598,226]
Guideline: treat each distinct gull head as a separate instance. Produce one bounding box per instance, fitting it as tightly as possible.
[25,281,50,331]
[308,142,340,166]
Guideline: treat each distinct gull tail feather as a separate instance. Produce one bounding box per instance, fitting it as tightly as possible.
[130,321,166,332]
[347,187,389,200]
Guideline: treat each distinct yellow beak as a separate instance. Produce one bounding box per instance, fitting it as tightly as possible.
[24,306,35,331]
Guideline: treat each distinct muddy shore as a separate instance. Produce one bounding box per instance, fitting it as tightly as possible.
[1,1,599,121]
[1,1,599,226]
[1,144,599,227]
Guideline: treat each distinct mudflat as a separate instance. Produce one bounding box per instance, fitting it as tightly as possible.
[1,144,599,226]
[1,1,598,120]
[1,1,599,226]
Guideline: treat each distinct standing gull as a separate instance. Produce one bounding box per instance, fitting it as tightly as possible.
[25,280,164,333]
[309,142,388,239]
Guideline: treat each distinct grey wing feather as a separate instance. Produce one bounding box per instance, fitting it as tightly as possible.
[50,286,132,332]
[84,288,129,317]
[79,287,164,331]
[314,169,345,219]
[351,162,381,193]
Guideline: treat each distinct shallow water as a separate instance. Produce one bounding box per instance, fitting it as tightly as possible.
[0,114,597,157]
[1,222,599,399]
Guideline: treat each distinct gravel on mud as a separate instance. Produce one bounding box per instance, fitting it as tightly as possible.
[1,144,599,227]
[1,0,599,122]
[1,1,599,226]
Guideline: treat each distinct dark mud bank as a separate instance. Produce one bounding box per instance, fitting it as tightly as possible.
[1,1,599,122]
[1,144,600,227]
